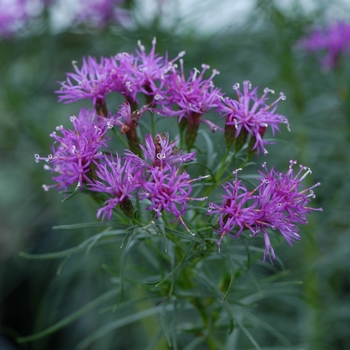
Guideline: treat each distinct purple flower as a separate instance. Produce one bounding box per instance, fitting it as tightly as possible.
[298,21,350,69]
[208,161,322,262]
[123,132,206,230]
[140,164,208,232]
[35,109,111,191]
[56,57,119,106]
[219,81,290,155]
[125,133,196,169]
[140,165,193,219]
[89,152,142,220]
[56,39,185,108]
[159,62,222,149]
[133,38,185,100]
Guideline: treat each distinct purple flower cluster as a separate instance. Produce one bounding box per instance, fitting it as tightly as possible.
[88,133,206,227]
[56,40,288,153]
[56,38,185,108]
[35,109,112,191]
[36,39,323,262]
[219,81,289,155]
[298,21,350,69]
[88,152,142,220]
[207,161,322,261]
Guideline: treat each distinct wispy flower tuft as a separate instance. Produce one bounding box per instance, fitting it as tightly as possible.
[219,81,289,155]
[89,152,142,220]
[35,109,110,192]
[208,161,322,262]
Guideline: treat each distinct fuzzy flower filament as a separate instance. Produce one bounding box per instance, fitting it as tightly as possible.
[208,161,322,262]
[130,133,207,232]
[219,81,289,155]
[160,61,222,149]
[89,153,142,219]
[35,109,111,191]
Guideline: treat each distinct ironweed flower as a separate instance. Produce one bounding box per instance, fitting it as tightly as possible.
[35,109,111,192]
[219,81,290,155]
[298,21,350,69]
[160,60,222,149]
[208,161,322,262]
[56,39,185,109]
[124,133,205,231]
[125,133,196,169]
[89,153,142,220]
[56,56,118,107]
[133,38,185,100]
[140,164,208,233]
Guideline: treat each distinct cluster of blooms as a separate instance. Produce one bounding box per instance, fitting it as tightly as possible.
[89,133,207,231]
[298,21,350,69]
[0,0,128,38]
[207,161,322,261]
[56,38,290,154]
[36,39,322,261]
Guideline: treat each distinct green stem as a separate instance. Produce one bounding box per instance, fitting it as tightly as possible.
[111,128,129,148]
[150,112,156,138]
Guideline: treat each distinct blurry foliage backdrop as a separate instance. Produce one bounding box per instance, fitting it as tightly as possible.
[1,0,350,349]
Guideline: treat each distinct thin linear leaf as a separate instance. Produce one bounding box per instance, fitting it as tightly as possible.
[183,336,206,350]
[16,289,119,343]
[56,255,71,275]
[52,222,129,230]
[156,248,210,287]
[236,318,262,350]
[164,227,205,244]
[60,188,80,202]
[76,307,163,350]
[19,238,123,260]
[221,269,236,302]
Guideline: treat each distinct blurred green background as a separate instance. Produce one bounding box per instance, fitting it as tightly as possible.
[1,0,350,349]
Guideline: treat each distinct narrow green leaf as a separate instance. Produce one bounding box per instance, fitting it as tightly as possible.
[76,307,162,350]
[221,269,235,302]
[154,223,168,252]
[236,318,262,350]
[101,264,119,277]
[19,238,122,260]
[56,255,71,275]
[240,236,251,269]
[52,222,129,230]
[60,188,80,202]
[164,227,205,244]
[16,289,119,343]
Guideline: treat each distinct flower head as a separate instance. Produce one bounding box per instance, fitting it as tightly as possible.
[35,109,110,191]
[132,38,185,99]
[208,161,322,262]
[89,152,142,220]
[56,57,118,105]
[140,165,193,219]
[219,81,289,155]
[298,21,350,68]
[125,133,196,169]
